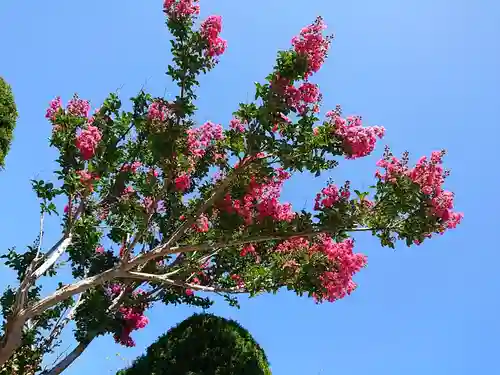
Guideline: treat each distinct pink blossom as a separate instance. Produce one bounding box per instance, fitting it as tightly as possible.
[200,15,227,57]
[230,274,245,289]
[230,118,245,132]
[148,101,171,122]
[77,170,98,192]
[75,125,102,160]
[193,214,209,233]
[328,112,385,159]
[95,246,105,254]
[291,17,331,78]
[121,162,142,173]
[275,237,310,253]
[186,121,225,166]
[314,182,349,210]
[175,173,191,192]
[240,244,256,257]
[375,150,463,232]
[219,168,295,225]
[311,235,367,303]
[45,97,62,121]
[163,0,200,19]
[67,95,91,118]
[114,306,149,347]
[185,288,194,296]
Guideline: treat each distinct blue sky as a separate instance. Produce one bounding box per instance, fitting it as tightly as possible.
[0,0,499,374]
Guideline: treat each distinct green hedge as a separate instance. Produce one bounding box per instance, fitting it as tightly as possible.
[0,77,17,169]
[117,313,271,375]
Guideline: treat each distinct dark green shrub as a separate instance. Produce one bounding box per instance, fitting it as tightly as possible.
[0,77,17,169]
[117,313,271,375]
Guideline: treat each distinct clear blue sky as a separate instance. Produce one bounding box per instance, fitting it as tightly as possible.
[0,0,498,374]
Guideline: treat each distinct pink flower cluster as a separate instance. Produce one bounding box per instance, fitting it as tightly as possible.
[285,82,321,115]
[192,214,209,233]
[163,0,199,19]
[77,170,99,193]
[230,274,245,288]
[148,101,171,122]
[291,17,331,78]
[230,118,246,132]
[45,97,63,121]
[121,161,142,173]
[114,305,149,347]
[75,125,102,160]
[200,15,227,57]
[186,121,225,165]
[110,286,149,347]
[45,94,90,125]
[314,182,350,210]
[326,112,385,159]
[143,197,165,215]
[275,234,367,303]
[375,150,463,230]
[312,235,367,303]
[220,168,295,225]
[67,95,91,118]
[175,173,191,192]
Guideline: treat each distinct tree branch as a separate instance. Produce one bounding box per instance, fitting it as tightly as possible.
[125,226,374,271]
[122,271,246,294]
[41,339,93,375]
[33,234,72,279]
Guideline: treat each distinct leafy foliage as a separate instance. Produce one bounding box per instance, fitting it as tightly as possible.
[0,1,462,373]
[0,77,17,169]
[117,313,271,375]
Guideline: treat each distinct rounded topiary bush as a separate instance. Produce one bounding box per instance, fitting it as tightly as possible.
[0,77,17,169]
[117,313,271,375]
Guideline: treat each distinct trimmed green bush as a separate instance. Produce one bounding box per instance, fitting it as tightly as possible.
[117,313,271,375]
[0,77,17,169]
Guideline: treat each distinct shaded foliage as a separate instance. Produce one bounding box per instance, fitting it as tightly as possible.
[117,313,271,375]
[0,77,17,169]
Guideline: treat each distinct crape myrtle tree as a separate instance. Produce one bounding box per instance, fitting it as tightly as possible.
[0,77,18,169]
[116,313,271,375]
[0,0,463,374]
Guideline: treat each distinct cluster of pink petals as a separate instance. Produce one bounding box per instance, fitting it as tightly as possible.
[114,306,149,347]
[75,125,102,160]
[220,168,295,225]
[192,214,209,232]
[186,121,224,164]
[121,161,142,173]
[275,235,367,302]
[314,182,350,210]
[270,77,321,116]
[200,15,227,57]
[230,274,245,288]
[76,170,99,192]
[109,286,149,347]
[67,95,91,118]
[163,0,199,19]
[230,118,246,132]
[326,112,385,159]
[175,173,191,192]
[143,196,164,215]
[312,235,367,303]
[45,97,63,121]
[375,151,463,230]
[147,100,171,122]
[292,16,331,78]
[240,243,257,257]
[285,82,321,115]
